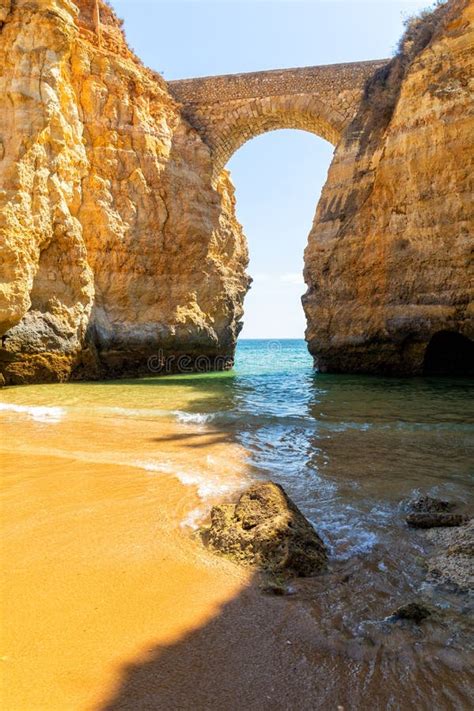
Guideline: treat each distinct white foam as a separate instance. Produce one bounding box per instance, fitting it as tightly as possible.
[103,406,170,418]
[333,528,378,560]
[132,459,243,500]
[130,459,173,474]
[174,411,213,424]
[180,507,206,530]
[174,469,236,499]
[321,517,379,561]
[0,402,65,423]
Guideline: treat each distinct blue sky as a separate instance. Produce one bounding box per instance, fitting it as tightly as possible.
[113,0,432,337]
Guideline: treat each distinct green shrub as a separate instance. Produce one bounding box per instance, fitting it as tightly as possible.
[351,0,453,152]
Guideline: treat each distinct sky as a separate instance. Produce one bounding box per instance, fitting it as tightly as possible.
[113,0,432,338]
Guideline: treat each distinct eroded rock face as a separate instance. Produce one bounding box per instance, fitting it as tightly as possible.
[303,0,473,375]
[0,0,249,383]
[205,481,328,576]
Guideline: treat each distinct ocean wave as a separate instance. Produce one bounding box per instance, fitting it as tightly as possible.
[174,470,237,499]
[0,402,65,423]
[132,458,243,500]
[320,519,379,561]
[130,459,173,474]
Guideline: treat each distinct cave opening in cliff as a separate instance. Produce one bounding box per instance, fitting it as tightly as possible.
[227,129,334,339]
[423,331,474,376]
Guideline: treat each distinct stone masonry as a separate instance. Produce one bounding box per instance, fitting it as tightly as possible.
[168,60,386,178]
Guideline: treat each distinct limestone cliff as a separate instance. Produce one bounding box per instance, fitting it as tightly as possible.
[1,0,472,384]
[303,0,473,375]
[0,0,249,383]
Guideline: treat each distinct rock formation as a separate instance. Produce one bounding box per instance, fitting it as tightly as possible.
[0,0,249,383]
[0,0,472,383]
[404,495,469,528]
[204,481,328,576]
[406,496,457,514]
[303,0,473,375]
[403,495,473,591]
[406,512,470,528]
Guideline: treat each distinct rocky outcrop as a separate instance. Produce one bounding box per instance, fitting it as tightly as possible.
[0,0,249,384]
[303,0,473,375]
[204,481,328,576]
[403,495,473,591]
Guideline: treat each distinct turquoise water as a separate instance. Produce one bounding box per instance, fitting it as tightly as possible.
[189,339,474,676]
[185,339,473,556]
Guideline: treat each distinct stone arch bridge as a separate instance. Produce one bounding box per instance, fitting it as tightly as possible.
[168,60,386,179]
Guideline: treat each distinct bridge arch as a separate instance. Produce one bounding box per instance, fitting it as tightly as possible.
[168,60,386,181]
[210,94,343,177]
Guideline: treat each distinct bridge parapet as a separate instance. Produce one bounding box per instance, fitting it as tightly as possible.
[168,59,386,179]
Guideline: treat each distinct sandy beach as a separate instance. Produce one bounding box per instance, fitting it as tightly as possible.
[0,403,252,709]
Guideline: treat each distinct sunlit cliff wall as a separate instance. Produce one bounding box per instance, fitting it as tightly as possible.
[0,0,249,383]
[303,0,473,374]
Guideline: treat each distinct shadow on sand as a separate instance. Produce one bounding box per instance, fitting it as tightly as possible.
[98,571,472,711]
[100,578,341,711]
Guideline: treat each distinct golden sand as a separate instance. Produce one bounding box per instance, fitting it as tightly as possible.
[0,408,250,710]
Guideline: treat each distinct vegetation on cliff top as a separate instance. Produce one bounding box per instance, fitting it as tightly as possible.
[353,0,455,150]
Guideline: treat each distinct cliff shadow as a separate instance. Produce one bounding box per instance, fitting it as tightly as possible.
[99,576,345,711]
[97,561,469,711]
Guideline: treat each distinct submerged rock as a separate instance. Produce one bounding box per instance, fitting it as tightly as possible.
[404,495,469,528]
[406,513,469,528]
[407,496,456,514]
[390,602,433,624]
[205,481,327,576]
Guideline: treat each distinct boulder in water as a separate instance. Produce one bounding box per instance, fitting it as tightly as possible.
[404,495,468,528]
[406,513,469,528]
[407,496,456,514]
[205,481,327,576]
